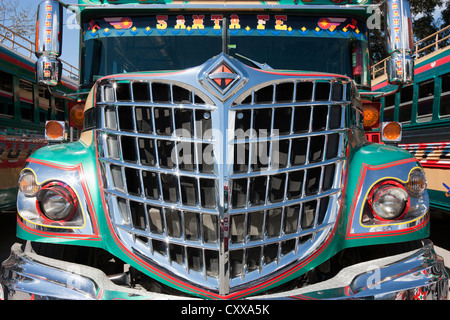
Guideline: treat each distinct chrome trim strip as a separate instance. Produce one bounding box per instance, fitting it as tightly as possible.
[1,239,446,300]
[250,240,449,300]
[104,188,220,215]
[96,101,218,111]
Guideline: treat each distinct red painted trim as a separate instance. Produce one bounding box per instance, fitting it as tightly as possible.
[420,162,450,169]
[0,91,13,98]
[23,158,101,240]
[0,160,27,169]
[372,53,450,91]
[0,51,35,73]
[345,158,427,240]
[415,54,450,74]
[399,142,450,169]
[254,68,352,80]
[96,70,186,82]
[372,81,387,91]
[367,180,410,222]
[17,216,99,240]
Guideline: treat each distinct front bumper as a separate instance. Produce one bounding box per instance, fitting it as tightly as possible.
[1,240,448,300]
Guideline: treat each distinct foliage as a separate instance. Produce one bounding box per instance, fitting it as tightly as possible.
[0,0,36,41]
[369,0,450,64]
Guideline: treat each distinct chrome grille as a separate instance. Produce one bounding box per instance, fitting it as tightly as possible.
[95,56,348,296]
[97,80,223,283]
[227,80,346,286]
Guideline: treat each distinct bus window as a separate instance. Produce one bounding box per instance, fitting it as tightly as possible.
[0,70,14,118]
[55,98,66,121]
[440,73,450,119]
[417,79,434,122]
[19,79,34,122]
[38,87,50,125]
[399,85,413,123]
[383,94,395,122]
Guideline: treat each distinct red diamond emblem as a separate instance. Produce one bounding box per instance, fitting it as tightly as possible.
[207,63,239,93]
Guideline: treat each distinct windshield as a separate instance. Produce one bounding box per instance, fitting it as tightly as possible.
[81,14,370,88]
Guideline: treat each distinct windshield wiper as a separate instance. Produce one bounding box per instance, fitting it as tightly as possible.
[221,17,272,70]
[234,53,273,70]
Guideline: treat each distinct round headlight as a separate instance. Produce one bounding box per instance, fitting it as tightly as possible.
[36,183,78,221]
[369,182,409,220]
[406,169,427,196]
[19,171,40,196]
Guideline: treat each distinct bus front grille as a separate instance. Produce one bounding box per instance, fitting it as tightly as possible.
[95,56,348,295]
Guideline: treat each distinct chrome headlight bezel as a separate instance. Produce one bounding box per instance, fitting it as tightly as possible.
[368,180,410,221]
[362,167,428,225]
[17,165,88,230]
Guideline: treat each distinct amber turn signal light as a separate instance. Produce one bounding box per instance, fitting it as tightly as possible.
[69,103,85,128]
[45,120,65,141]
[362,101,381,130]
[381,121,402,142]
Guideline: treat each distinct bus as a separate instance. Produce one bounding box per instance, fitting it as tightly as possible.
[370,25,450,212]
[1,0,447,300]
[0,23,78,211]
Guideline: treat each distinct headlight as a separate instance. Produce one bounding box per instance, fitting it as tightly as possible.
[18,170,40,196]
[36,182,78,221]
[406,168,427,196]
[368,181,409,220]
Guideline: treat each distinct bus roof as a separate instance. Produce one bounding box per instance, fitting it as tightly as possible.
[75,0,375,20]
[77,0,373,6]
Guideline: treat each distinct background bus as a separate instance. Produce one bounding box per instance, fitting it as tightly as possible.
[370,25,450,212]
[0,23,78,211]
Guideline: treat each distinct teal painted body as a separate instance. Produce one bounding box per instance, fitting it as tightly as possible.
[16,127,429,299]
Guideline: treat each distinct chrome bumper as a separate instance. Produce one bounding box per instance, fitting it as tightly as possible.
[1,240,448,300]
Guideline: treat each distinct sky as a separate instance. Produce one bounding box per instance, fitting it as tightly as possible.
[18,0,80,69]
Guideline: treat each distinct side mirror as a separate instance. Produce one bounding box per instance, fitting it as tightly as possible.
[385,0,414,85]
[35,0,63,86]
[36,55,62,86]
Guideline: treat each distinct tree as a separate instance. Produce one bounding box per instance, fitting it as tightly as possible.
[413,15,442,57]
[439,0,450,48]
[0,0,36,41]
[369,0,446,64]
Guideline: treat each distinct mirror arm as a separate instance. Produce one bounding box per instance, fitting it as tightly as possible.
[361,83,403,100]
[47,86,89,101]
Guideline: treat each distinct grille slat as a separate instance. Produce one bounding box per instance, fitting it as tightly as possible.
[227,79,345,282]
[97,73,347,293]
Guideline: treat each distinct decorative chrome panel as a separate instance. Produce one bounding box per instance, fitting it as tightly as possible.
[95,54,349,295]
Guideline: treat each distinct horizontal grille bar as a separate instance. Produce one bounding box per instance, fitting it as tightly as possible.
[233,80,348,105]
